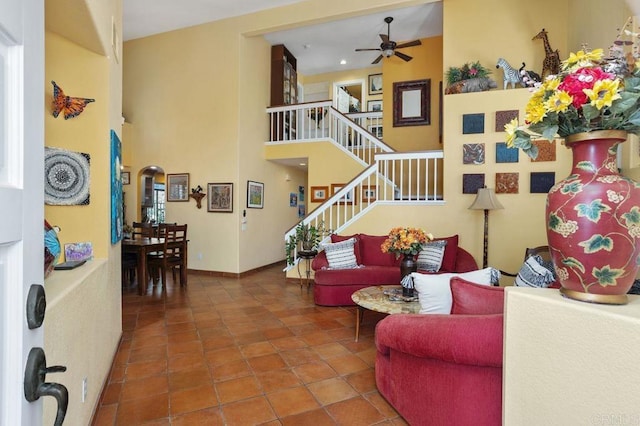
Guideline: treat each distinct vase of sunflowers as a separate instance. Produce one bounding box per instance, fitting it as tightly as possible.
[381,227,433,297]
[506,48,640,304]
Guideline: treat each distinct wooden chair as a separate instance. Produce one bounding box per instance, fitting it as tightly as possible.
[147,224,188,289]
[500,245,551,278]
[132,221,155,239]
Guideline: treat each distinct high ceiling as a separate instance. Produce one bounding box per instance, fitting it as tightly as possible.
[124,0,443,75]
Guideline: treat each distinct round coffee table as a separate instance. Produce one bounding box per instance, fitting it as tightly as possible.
[351,285,420,341]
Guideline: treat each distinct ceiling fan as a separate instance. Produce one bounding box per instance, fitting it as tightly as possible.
[355,17,422,64]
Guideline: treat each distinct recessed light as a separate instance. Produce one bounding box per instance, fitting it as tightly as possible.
[299,162,307,166]
[340,59,347,65]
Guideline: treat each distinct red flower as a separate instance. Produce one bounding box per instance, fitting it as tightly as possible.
[558,67,615,109]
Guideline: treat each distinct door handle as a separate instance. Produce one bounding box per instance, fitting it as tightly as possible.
[24,347,68,426]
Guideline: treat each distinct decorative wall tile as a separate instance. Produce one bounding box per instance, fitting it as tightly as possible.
[463,143,485,164]
[462,113,485,134]
[496,142,519,163]
[531,139,557,162]
[496,172,519,194]
[530,172,556,193]
[463,173,485,194]
[495,110,519,132]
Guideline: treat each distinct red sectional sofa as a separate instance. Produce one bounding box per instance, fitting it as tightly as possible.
[375,277,505,426]
[311,233,478,306]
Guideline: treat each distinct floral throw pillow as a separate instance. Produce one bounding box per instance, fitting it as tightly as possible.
[416,240,447,272]
[514,255,556,288]
[321,237,358,269]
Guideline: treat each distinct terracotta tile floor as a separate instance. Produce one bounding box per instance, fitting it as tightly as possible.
[92,264,406,425]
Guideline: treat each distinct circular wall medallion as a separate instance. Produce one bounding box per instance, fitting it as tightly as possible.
[44,147,90,205]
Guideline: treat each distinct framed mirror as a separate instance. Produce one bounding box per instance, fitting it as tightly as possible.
[393,79,431,127]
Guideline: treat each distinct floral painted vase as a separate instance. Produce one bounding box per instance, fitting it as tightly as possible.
[546,130,640,304]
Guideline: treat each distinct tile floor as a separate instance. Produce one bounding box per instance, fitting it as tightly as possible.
[92,264,405,425]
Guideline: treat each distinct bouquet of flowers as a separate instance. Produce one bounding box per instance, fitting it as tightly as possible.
[505,47,640,158]
[381,227,433,258]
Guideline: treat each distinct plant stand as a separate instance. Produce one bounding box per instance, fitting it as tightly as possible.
[296,250,317,292]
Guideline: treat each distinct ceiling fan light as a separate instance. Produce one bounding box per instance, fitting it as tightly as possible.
[383,49,394,57]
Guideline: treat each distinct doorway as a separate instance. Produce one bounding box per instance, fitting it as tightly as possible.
[333,79,365,113]
[137,166,165,223]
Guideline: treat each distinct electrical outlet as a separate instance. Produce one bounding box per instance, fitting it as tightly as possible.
[82,377,88,403]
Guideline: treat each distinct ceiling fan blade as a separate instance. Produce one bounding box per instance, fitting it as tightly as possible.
[395,39,422,49]
[394,51,413,62]
[379,34,389,44]
[355,48,382,52]
[371,55,384,65]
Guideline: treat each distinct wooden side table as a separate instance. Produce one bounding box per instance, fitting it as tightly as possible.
[296,250,317,291]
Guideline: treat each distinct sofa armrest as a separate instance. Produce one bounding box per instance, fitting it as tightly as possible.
[455,247,479,272]
[375,313,503,367]
[311,250,329,271]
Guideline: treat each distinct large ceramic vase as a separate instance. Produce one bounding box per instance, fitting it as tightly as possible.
[400,254,418,297]
[546,130,640,304]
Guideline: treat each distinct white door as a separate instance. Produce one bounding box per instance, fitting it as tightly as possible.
[0,0,45,424]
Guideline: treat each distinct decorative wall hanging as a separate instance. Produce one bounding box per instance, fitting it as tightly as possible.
[331,183,357,205]
[463,143,485,164]
[368,100,383,112]
[121,171,130,185]
[393,79,430,127]
[368,73,382,95]
[207,183,233,213]
[167,173,190,201]
[310,186,328,202]
[45,146,90,205]
[290,193,298,207]
[189,185,206,208]
[530,172,555,193]
[368,125,383,139]
[362,185,378,202]
[462,113,485,134]
[530,139,557,162]
[298,186,305,202]
[298,204,306,218]
[495,110,519,132]
[462,173,485,194]
[496,172,519,194]
[110,130,123,244]
[51,81,95,120]
[247,180,264,209]
[496,142,519,163]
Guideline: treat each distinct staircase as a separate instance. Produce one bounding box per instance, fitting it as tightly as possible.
[266,101,445,269]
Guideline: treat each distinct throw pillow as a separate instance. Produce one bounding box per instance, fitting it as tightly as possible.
[359,234,398,267]
[514,255,556,288]
[330,233,361,264]
[321,237,358,269]
[434,234,459,272]
[413,267,498,314]
[416,240,447,272]
[450,277,505,315]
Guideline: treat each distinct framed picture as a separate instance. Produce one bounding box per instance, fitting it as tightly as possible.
[167,173,190,201]
[331,183,357,205]
[289,193,298,207]
[247,180,264,209]
[368,125,383,139]
[121,171,130,185]
[368,73,383,95]
[367,100,382,112]
[310,186,329,202]
[207,182,233,213]
[362,185,377,202]
[393,79,431,127]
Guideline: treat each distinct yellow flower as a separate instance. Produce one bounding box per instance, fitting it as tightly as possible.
[545,91,573,113]
[542,77,561,92]
[525,102,547,124]
[504,118,519,147]
[583,79,621,109]
[562,48,604,70]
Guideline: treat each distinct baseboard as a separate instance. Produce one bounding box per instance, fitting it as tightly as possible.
[188,259,285,279]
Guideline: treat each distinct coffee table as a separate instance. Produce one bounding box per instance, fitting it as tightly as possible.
[351,285,420,342]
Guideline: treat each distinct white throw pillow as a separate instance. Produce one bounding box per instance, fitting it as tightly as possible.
[416,240,447,272]
[412,267,498,314]
[321,237,358,269]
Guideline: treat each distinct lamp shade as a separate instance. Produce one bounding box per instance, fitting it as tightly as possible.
[469,188,504,210]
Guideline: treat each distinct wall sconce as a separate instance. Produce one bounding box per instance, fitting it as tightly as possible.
[468,187,503,268]
[189,185,206,209]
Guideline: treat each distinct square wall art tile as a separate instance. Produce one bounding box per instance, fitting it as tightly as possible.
[496,142,519,163]
[496,172,519,194]
[463,143,485,164]
[531,139,557,162]
[463,173,485,194]
[530,172,556,193]
[495,110,519,132]
[462,113,485,134]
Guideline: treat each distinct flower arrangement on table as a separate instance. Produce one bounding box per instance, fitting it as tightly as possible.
[381,227,433,258]
[505,47,640,159]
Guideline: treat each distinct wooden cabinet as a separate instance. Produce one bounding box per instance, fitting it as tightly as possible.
[270,44,297,140]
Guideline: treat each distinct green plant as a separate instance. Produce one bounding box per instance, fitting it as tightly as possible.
[285,221,327,266]
[445,61,491,86]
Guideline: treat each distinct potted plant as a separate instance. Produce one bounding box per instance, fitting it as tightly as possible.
[285,221,327,266]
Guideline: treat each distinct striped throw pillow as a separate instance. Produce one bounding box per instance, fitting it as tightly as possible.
[321,237,358,269]
[514,255,556,288]
[417,240,447,272]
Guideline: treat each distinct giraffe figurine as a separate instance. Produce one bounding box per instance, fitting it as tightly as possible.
[532,28,561,78]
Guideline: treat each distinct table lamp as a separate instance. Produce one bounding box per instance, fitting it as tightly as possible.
[468,187,504,268]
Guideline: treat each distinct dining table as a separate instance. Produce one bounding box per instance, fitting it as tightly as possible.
[122,237,164,295]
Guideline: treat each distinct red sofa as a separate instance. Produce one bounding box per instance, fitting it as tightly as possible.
[375,277,505,426]
[311,233,478,306]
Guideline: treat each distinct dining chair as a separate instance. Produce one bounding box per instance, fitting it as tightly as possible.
[147,224,188,289]
[132,221,155,239]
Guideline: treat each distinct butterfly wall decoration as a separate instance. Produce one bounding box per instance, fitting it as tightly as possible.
[51,80,95,120]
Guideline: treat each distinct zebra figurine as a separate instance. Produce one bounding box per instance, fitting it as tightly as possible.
[496,58,524,89]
